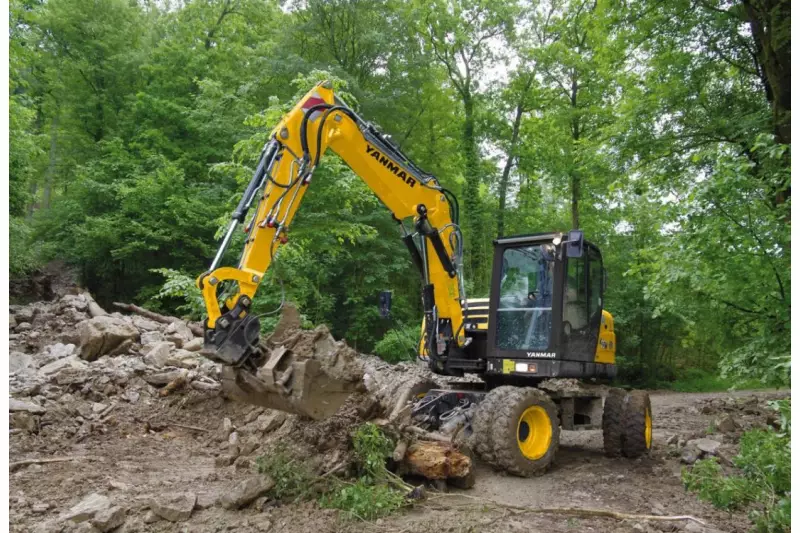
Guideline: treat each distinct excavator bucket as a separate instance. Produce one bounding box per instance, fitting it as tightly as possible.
[214,305,365,420]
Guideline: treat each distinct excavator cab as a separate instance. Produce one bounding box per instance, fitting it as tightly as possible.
[450,231,615,381]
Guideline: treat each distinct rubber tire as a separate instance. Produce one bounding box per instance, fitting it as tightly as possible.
[621,390,652,458]
[602,388,626,457]
[486,386,560,477]
[471,386,508,464]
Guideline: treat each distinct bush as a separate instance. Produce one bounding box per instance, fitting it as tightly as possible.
[320,478,406,521]
[10,217,41,277]
[255,443,318,501]
[373,325,419,363]
[682,400,790,532]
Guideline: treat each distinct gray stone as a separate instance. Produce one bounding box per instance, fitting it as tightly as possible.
[195,492,219,509]
[144,342,173,368]
[182,337,203,352]
[32,502,51,513]
[220,477,275,510]
[143,369,186,386]
[164,322,194,348]
[165,350,200,369]
[40,343,77,366]
[666,434,679,446]
[10,314,17,329]
[688,438,721,455]
[9,398,46,414]
[140,330,166,346]
[680,445,702,464]
[143,511,159,524]
[90,505,126,532]
[60,294,89,313]
[10,411,38,432]
[60,493,112,523]
[716,415,739,434]
[16,322,33,332]
[132,316,161,332]
[9,351,35,373]
[78,316,140,361]
[255,411,286,433]
[149,492,196,522]
[15,307,37,322]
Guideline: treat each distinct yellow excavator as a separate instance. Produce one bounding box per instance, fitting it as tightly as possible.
[196,82,651,476]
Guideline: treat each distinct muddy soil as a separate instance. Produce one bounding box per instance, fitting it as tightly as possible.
[10,384,788,533]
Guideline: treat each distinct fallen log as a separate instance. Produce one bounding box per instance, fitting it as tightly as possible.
[81,290,108,317]
[112,302,203,337]
[403,440,472,481]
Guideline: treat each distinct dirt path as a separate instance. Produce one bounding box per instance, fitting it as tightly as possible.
[10,388,787,533]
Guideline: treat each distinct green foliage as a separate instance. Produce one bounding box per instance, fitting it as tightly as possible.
[352,423,395,482]
[149,268,205,320]
[373,326,419,363]
[10,218,42,278]
[668,369,763,393]
[320,478,406,521]
[255,443,317,501]
[683,401,791,532]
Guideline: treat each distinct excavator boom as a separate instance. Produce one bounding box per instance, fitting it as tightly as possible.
[197,82,465,418]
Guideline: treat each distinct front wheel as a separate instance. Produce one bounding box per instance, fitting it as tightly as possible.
[475,386,560,477]
[621,390,652,457]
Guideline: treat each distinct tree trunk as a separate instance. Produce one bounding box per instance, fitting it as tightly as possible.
[498,103,524,237]
[462,91,482,284]
[43,112,59,210]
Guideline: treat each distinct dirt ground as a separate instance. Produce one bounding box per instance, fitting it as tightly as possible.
[9,386,788,533]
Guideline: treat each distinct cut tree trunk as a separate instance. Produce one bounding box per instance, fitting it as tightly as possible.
[403,440,472,481]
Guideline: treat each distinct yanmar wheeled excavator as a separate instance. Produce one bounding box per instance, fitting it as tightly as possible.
[196,82,652,476]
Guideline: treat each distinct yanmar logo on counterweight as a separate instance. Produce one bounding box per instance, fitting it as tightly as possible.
[366,144,416,187]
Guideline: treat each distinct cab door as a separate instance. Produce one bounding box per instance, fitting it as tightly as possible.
[561,244,604,361]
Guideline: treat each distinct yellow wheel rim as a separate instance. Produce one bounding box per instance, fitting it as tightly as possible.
[517,406,552,460]
[645,407,652,449]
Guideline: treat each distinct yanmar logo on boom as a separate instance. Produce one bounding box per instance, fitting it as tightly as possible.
[366,144,416,187]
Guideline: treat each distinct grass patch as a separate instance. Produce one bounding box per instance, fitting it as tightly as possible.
[255,442,318,501]
[682,399,790,532]
[669,369,764,393]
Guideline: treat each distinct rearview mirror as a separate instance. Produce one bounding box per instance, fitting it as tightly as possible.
[566,229,584,258]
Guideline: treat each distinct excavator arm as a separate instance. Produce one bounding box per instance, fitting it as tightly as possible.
[196,82,466,417]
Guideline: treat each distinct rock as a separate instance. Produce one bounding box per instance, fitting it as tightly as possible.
[220,477,275,510]
[107,480,131,492]
[143,511,159,524]
[666,434,679,446]
[140,330,166,346]
[60,294,89,313]
[9,351,35,373]
[42,343,77,364]
[215,455,235,468]
[144,342,173,368]
[195,492,219,509]
[680,445,702,464]
[149,492,196,522]
[10,412,38,432]
[60,493,112,523]
[164,322,193,348]
[255,411,287,434]
[9,398,46,414]
[16,322,33,332]
[40,355,89,378]
[16,307,37,323]
[78,316,140,361]
[165,350,201,369]
[32,502,51,513]
[687,438,721,455]
[10,314,17,329]
[109,339,134,356]
[144,369,187,386]
[132,316,161,332]
[182,337,203,352]
[716,415,739,434]
[90,506,126,532]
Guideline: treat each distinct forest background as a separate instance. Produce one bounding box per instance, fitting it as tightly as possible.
[9,0,790,389]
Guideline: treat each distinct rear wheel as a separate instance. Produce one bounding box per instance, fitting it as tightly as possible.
[602,388,626,457]
[621,390,652,458]
[471,386,508,463]
[476,386,559,477]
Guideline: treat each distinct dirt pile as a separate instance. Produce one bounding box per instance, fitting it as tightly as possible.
[9,293,459,532]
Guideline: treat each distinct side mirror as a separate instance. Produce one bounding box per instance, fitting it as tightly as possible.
[379,290,392,318]
[566,229,584,258]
